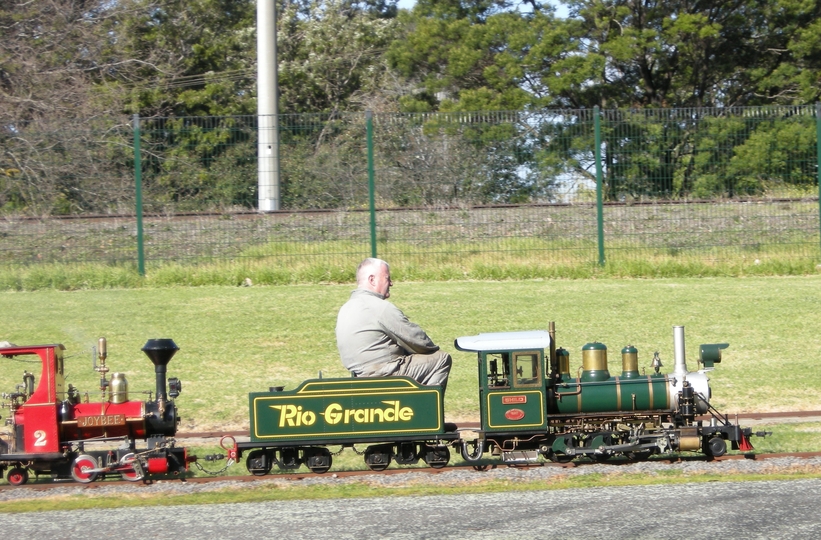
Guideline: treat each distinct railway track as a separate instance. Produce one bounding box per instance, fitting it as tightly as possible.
[4,450,821,493]
[2,410,818,493]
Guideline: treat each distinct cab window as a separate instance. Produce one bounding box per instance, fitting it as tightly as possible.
[514,351,541,386]
[485,353,510,388]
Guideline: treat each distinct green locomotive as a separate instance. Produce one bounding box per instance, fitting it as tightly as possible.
[241,323,761,473]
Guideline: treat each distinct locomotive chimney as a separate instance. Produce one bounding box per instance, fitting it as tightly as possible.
[141,339,179,401]
[673,326,688,381]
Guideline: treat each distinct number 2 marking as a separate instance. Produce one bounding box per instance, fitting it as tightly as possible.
[33,430,47,447]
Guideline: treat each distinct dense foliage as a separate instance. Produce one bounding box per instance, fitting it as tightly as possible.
[1,0,820,214]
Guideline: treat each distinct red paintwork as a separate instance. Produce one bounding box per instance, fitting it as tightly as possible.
[64,401,146,440]
[147,457,168,474]
[4,344,66,453]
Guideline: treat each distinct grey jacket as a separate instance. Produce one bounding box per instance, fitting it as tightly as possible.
[335,289,439,376]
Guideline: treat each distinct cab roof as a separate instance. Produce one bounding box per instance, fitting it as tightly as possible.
[454,330,551,353]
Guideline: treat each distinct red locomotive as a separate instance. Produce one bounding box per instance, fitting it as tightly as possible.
[0,338,189,485]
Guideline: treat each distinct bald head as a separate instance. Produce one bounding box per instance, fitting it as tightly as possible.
[356,258,392,298]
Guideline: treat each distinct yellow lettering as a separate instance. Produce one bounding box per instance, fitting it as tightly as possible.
[383,400,397,421]
[323,403,342,424]
[272,400,418,428]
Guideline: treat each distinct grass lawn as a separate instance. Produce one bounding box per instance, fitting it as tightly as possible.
[1,275,820,431]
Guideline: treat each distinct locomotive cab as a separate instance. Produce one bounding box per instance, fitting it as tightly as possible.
[455,331,551,434]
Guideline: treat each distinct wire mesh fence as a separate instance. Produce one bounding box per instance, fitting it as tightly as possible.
[0,106,819,282]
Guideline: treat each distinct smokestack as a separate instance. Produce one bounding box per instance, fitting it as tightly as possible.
[673,326,688,381]
[141,339,179,401]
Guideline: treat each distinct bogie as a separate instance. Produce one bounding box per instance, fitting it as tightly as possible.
[246,449,273,476]
[303,447,333,474]
[364,444,393,472]
[421,444,450,469]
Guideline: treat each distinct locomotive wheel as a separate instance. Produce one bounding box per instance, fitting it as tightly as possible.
[121,469,143,482]
[120,453,144,482]
[7,467,29,486]
[705,437,727,458]
[364,445,392,471]
[246,449,273,476]
[71,455,99,483]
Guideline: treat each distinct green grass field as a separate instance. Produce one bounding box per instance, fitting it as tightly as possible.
[2,275,821,500]
[1,275,820,430]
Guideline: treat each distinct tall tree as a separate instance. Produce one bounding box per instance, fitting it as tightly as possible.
[277,0,403,114]
[389,0,821,111]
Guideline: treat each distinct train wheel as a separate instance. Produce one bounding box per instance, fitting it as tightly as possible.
[71,455,99,483]
[364,445,392,472]
[304,448,333,474]
[705,437,727,458]
[246,449,273,476]
[120,453,144,482]
[121,470,143,482]
[7,467,29,486]
[422,445,450,469]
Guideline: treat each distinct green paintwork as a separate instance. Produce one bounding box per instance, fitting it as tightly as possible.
[699,343,728,369]
[249,377,444,443]
[551,375,670,414]
[478,348,549,432]
[484,389,547,431]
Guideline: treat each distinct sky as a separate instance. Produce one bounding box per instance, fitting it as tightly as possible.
[395,0,569,17]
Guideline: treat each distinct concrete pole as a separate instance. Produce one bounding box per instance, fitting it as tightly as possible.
[257,0,280,211]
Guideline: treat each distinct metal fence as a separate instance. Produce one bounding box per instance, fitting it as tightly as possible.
[1,106,819,280]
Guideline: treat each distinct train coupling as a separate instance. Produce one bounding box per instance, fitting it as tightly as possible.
[189,436,238,476]
[190,435,238,466]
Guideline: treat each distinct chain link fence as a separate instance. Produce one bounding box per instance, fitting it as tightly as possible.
[1,106,819,282]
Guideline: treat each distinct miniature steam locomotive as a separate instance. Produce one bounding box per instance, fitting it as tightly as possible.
[0,338,189,485]
[238,323,764,474]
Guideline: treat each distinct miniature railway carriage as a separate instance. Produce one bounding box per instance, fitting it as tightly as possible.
[243,377,458,474]
[0,339,189,485]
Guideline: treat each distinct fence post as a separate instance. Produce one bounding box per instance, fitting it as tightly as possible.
[366,110,377,258]
[594,106,606,266]
[133,114,145,276]
[817,103,821,262]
